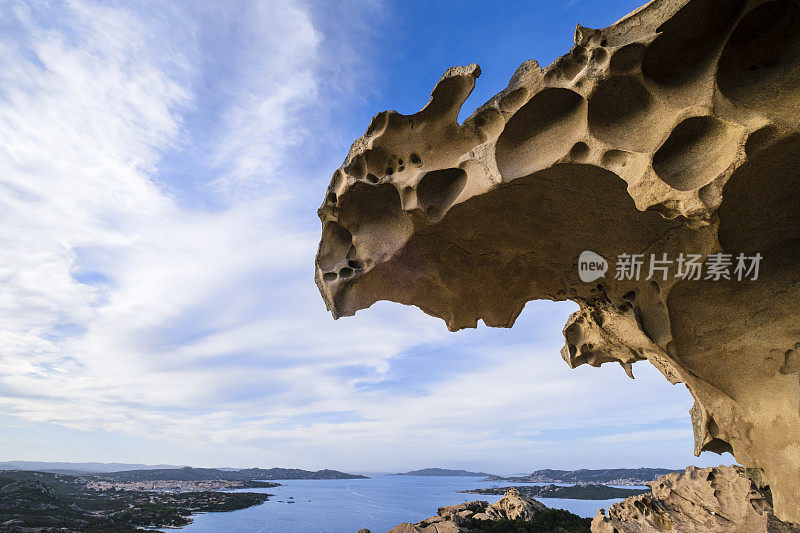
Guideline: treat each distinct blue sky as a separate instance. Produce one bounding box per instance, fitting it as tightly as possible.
[0,0,733,473]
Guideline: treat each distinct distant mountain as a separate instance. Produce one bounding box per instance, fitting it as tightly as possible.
[101,466,368,482]
[462,484,651,500]
[0,461,183,474]
[485,468,678,485]
[395,468,494,477]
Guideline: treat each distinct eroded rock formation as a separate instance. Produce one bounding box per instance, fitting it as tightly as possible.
[387,488,548,533]
[316,0,800,523]
[592,465,800,532]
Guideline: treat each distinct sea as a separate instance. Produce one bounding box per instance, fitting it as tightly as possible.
[168,474,641,533]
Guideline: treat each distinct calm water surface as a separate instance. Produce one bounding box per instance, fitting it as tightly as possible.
[172,475,635,533]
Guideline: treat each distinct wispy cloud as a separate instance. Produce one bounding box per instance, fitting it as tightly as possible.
[0,0,728,472]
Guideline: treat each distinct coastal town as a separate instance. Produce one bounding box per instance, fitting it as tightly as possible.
[85,478,276,493]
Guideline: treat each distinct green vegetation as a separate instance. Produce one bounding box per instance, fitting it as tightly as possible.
[0,470,270,530]
[464,484,650,500]
[467,510,591,533]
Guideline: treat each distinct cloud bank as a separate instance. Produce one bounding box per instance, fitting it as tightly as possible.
[0,0,730,472]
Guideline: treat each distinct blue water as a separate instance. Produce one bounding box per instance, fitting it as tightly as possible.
[171,475,637,533]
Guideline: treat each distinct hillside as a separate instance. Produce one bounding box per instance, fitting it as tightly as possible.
[485,468,677,485]
[101,466,367,482]
[462,484,651,500]
[0,470,269,530]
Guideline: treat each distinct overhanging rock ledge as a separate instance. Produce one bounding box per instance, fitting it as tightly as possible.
[315,0,800,523]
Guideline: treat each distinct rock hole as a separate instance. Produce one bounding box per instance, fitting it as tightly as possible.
[652,115,740,191]
[322,272,337,282]
[623,290,636,300]
[588,76,654,150]
[339,267,354,279]
[569,141,590,161]
[366,173,379,184]
[410,153,422,165]
[385,167,393,176]
[601,149,631,170]
[366,111,389,137]
[348,260,364,270]
[718,134,800,254]
[717,1,800,124]
[317,222,353,272]
[642,0,746,85]
[326,192,337,204]
[417,168,467,218]
[495,88,587,180]
[591,47,608,62]
[610,43,646,73]
[569,344,577,357]
[345,155,365,179]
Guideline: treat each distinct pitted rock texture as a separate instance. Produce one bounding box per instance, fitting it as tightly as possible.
[316,0,800,523]
[591,465,800,533]
[387,488,547,533]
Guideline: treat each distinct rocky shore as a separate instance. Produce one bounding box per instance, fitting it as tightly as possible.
[371,488,590,533]
[372,466,800,533]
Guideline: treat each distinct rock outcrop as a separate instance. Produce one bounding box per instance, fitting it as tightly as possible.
[387,488,547,532]
[592,465,800,532]
[316,0,800,523]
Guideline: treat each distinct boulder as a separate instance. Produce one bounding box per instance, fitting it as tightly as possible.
[387,488,547,532]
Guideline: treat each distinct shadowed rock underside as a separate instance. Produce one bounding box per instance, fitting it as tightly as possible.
[315,0,800,523]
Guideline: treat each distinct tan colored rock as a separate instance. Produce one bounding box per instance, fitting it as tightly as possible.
[317,0,800,524]
[591,465,800,533]
[387,489,547,532]
[484,487,547,521]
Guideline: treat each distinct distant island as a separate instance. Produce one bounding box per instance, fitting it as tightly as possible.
[484,468,677,486]
[462,484,651,500]
[395,468,494,477]
[99,466,368,482]
[0,465,368,530]
[0,462,367,480]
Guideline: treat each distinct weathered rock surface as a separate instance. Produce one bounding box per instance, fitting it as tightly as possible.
[592,465,800,532]
[316,0,800,523]
[387,488,547,532]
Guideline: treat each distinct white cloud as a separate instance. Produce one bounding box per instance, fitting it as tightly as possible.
[0,0,714,472]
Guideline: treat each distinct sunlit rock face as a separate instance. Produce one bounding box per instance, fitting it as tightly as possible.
[315,0,800,523]
[592,465,800,532]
